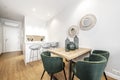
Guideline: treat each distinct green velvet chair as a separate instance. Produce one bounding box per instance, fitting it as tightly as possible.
[72,54,107,80]
[40,51,67,80]
[92,50,110,80]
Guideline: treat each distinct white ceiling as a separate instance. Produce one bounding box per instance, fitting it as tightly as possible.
[0,0,74,21]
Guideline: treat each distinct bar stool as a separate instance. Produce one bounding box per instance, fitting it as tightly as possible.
[41,43,51,52]
[50,42,59,48]
[29,44,41,62]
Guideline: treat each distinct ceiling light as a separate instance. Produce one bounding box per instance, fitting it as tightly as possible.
[47,13,51,17]
[32,8,36,12]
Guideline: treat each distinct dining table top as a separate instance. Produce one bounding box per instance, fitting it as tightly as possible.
[48,48,91,60]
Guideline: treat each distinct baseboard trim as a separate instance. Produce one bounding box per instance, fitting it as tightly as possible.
[105,71,120,80]
[2,51,22,54]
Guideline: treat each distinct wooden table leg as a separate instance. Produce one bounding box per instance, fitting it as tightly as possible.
[52,76,58,80]
[68,60,72,80]
[49,74,58,80]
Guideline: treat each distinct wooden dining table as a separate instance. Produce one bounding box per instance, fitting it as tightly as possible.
[48,47,91,80]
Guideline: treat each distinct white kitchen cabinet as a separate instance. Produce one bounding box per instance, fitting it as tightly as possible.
[24,41,42,64]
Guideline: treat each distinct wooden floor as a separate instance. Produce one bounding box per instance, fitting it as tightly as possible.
[0,51,116,80]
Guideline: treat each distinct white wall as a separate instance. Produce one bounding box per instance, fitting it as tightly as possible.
[23,16,48,64]
[0,21,2,54]
[25,16,48,42]
[47,0,120,79]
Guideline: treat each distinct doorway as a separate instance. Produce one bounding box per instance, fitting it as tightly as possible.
[3,25,21,53]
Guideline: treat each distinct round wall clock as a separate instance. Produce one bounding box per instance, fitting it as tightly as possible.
[80,14,97,31]
[68,25,79,38]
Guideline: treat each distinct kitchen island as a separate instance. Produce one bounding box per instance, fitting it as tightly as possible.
[23,41,58,64]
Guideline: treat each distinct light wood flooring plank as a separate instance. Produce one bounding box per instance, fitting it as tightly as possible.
[0,51,116,80]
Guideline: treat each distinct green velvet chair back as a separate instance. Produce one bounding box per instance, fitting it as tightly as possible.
[41,51,64,74]
[73,54,107,80]
[92,50,109,61]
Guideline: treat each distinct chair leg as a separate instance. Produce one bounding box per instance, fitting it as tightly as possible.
[104,72,107,80]
[72,73,74,80]
[50,74,53,80]
[63,69,67,80]
[40,70,45,80]
[29,50,32,62]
